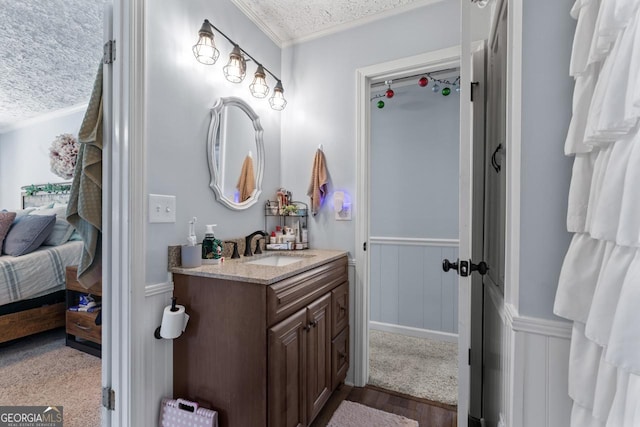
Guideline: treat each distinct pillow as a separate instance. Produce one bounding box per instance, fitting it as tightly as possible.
[0,211,17,251]
[29,206,75,246]
[3,215,56,256]
[12,208,36,218]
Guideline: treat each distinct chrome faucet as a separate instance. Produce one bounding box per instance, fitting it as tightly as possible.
[244,230,268,257]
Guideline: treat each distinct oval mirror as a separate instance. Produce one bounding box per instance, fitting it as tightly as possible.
[207,97,264,210]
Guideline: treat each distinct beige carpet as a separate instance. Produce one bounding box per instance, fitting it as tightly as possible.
[328,400,418,427]
[0,329,101,427]
[368,329,457,406]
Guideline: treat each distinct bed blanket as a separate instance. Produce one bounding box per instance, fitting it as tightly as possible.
[0,241,82,307]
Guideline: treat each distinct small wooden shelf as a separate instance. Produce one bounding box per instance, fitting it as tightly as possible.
[65,266,102,357]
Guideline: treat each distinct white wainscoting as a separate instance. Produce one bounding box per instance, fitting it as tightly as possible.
[143,282,174,426]
[485,284,572,427]
[369,237,459,334]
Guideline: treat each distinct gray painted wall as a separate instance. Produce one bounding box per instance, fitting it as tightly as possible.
[280,0,462,255]
[370,82,459,238]
[0,109,85,209]
[145,0,282,285]
[519,1,575,319]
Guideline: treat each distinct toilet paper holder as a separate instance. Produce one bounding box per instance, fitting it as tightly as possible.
[154,297,187,339]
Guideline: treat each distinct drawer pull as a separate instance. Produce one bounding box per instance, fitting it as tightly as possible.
[338,305,346,313]
[304,324,311,332]
[338,351,346,360]
[75,323,92,331]
[310,320,318,328]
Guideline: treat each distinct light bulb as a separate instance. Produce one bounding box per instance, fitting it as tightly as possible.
[192,20,219,65]
[269,81,287,110]
[249,65,270,98]
[223,45,246,83]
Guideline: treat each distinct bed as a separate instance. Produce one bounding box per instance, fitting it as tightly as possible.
[0,184,83,344]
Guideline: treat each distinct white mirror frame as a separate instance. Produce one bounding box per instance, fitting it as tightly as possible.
[207,96,264,210]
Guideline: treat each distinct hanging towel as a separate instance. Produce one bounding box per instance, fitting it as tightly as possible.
[236,155,255,202]
[66,62,103,289]
[307,149,328,216]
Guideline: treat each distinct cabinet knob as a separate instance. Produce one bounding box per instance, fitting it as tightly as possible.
[310,320,318,328]
[338,351,346,360]
[303,324,311,332]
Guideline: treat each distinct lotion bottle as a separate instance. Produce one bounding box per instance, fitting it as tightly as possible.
[202,224,223,265]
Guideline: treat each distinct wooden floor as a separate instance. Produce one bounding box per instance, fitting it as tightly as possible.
[311,384,457,427]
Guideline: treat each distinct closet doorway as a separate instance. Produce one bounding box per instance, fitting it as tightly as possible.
[367,65,461,408]
[355,43,488,426]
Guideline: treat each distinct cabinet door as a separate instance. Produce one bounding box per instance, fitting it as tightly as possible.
[331,281,348,338]
[269,308,307,427]
[306,293,332,424]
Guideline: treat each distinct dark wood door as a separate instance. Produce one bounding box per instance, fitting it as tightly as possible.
[269,308,307,427]
[306,293,332,424]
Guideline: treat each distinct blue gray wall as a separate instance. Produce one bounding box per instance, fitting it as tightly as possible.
[519,1,575,319]
[145,0,282,285]
[0,108,85,209]
[370,83,459,238]
[280,0,462,255]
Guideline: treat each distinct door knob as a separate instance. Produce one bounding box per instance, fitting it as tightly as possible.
[470,261,489,275]
[442,259,459,273]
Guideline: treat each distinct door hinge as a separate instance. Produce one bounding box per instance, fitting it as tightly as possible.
[102,387,115,411]
[103,40,116,64]
[468,348,472,365]
[470,81,479,102]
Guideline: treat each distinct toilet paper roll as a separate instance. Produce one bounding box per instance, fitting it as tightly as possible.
[159,304,190,339]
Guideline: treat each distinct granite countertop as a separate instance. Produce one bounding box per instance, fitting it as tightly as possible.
[170,249,348,285]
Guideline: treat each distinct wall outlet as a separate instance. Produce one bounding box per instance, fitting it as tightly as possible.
[149,194,176,223]
[335,204,352,221]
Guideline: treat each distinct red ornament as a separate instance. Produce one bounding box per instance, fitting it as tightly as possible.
[418,76,428,87]
[386,89,394,98]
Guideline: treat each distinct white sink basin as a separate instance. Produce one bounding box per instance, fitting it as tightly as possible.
[245,255,306,267]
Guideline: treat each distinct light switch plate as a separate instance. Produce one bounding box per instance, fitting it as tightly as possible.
[335,204,352,221]
[149,194,176,223]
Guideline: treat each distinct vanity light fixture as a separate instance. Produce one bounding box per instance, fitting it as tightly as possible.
[192,20,219,65]
[249,64,269,98]
[223,45,247,83]
[269,80,287,111]
[193,19,287,110]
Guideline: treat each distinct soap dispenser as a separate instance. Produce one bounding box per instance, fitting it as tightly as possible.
[202,224,223,265]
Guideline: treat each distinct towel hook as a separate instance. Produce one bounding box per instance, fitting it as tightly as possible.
[318,144,324,152]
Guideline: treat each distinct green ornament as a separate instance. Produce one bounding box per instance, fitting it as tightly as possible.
[377,100,385,109]
[442,87,451,96]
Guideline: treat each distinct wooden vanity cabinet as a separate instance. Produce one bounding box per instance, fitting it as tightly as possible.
[173,256,348,427]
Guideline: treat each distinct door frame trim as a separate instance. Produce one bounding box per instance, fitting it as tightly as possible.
[354,44,463,414]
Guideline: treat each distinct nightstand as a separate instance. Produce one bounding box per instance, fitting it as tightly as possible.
[65,266,102,357]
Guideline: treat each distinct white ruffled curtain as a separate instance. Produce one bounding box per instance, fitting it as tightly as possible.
[554,0,640,425]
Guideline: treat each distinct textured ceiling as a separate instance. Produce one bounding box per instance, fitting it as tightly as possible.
[0,0,436,130]
[0,0,103,130]
[231,0,439,45]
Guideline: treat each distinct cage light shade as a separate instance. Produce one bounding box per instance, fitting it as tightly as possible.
[223,45,246,83]
[269,81,287,110]
[249,65,270,98]
[192,20,219,65]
